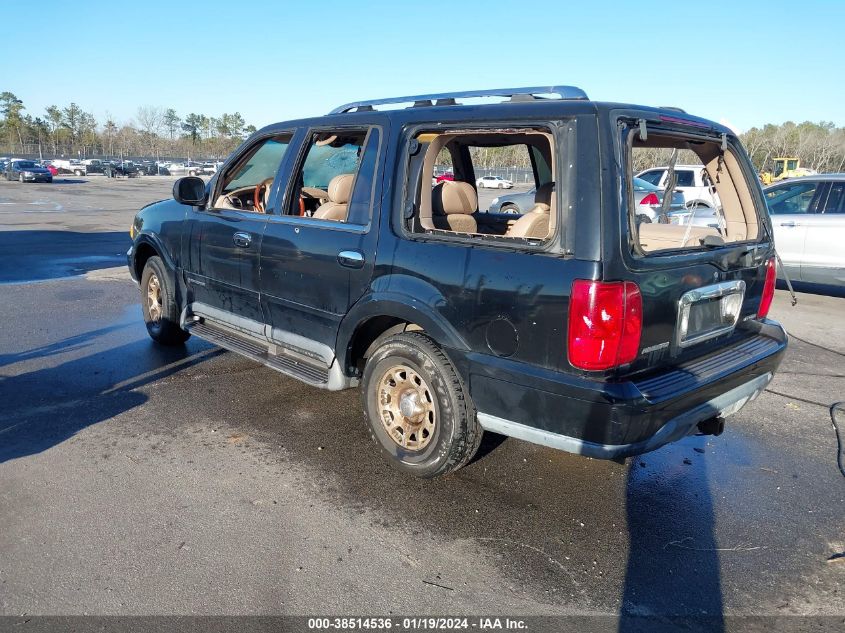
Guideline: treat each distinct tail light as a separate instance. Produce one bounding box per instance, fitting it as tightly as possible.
[757,257,776,319]
[568,280,643,370]
[640,192,659,205]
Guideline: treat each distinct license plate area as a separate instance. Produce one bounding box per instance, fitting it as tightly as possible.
[675,280,746,349]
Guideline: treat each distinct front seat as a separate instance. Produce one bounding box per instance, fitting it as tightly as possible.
[313,173,354,221]
[432,181,477,233]
[506,182,554,239]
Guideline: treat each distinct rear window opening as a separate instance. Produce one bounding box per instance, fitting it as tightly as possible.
[406,128,556,245]
[626,129,762,255]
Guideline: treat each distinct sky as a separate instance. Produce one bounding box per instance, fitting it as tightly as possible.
[2,0,843,133]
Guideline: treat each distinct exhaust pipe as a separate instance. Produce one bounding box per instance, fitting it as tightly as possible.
[697,417,725,436]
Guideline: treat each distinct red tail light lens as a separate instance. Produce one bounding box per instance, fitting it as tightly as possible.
[757,257,776,319]
[568,280,643,370]
[640,192,660,205]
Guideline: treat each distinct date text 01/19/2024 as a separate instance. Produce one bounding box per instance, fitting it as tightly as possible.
[306,617,528,630]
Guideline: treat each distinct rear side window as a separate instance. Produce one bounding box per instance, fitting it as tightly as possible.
[822,182,844,213]
[626,128,762,255]
[675,170,695,187]
[405,126,556,245]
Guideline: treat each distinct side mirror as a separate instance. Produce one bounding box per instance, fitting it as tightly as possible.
[173,176,208,207]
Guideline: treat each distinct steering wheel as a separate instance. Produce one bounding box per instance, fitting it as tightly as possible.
[253,178,274,213]
[298,187,330,217]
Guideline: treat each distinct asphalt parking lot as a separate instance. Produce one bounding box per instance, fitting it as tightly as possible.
[0,176,843,624]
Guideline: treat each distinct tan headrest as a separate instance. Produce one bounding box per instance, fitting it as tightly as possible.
[535,182,555,206]
[432,181,477,215]
[328,174,354,204]
[528,203,550,215]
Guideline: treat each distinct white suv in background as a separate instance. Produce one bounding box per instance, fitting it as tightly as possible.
[476,175,513,189]
[636,164,719,208]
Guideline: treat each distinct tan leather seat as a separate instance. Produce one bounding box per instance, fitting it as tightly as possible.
[506,182,554,239]
[432,181,477,233]
[313,174,354,221]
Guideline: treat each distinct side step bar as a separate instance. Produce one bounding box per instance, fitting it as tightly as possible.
[186,319,345,389]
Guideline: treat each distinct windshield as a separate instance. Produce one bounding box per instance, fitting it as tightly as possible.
[15,161,37,169]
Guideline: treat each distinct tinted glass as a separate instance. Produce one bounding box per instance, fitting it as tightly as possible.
[822,182,845,213]
[638,170,663,186]
[15,161,37,169]
[765,182,817,214]
[345,129,380,226]
[675,170,695,187]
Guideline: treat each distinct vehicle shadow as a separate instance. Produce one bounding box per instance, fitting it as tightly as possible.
[0,323,130,368]
[0,230,130,283]
[50,178,88,185]
[0,337,221,464]
[619,445,723,633]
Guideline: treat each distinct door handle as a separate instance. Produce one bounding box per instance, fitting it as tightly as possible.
[337,250,365,269]
[233,231,252,247]
[779,221,798,227]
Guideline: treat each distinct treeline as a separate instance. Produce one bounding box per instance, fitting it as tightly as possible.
[3,90,845,171]
[0,91,257,160]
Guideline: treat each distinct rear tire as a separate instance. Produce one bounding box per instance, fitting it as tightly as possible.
[140,256,190,345]
[361,332,482,478]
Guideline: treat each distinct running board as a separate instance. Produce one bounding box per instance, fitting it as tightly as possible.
[187,319,338,388]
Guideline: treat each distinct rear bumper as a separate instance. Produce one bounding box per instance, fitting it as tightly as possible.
[454,319,787,459]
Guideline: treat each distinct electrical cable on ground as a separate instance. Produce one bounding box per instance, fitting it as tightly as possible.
[830,402,845,479]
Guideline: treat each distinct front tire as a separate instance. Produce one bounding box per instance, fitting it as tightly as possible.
[361,332,482,478]
[140,256,190,345]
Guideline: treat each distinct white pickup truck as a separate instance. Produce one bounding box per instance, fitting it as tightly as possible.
[52,159,87,176]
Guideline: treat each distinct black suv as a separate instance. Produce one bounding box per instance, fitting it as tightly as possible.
[127,86,787,478]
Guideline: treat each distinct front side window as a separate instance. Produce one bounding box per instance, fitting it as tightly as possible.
[638,169,664,186]
[214,134,292,213]
[765,182,817,215]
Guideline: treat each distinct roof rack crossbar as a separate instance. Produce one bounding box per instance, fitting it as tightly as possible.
[329,85,589,114]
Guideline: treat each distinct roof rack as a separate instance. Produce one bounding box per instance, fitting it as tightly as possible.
[329,85,589,114]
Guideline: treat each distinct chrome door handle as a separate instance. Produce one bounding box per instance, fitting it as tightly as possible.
[233,232,252,247]
[337,250,365,268]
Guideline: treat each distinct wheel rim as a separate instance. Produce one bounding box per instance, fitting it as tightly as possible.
[146,273,163,323]
[377,363,436,451]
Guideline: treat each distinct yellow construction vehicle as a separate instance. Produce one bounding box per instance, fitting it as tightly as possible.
[759,157,816,185]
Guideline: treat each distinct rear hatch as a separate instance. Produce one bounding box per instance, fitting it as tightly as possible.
[614,115,776,378]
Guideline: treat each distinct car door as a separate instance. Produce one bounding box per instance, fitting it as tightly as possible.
[800,181,845,285]
[764,179,823,282]
[259,124,385,365]
[183,133,293,336]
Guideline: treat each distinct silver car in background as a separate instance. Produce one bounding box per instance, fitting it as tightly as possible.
[765,174,845,286]
[632,177,685,223]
